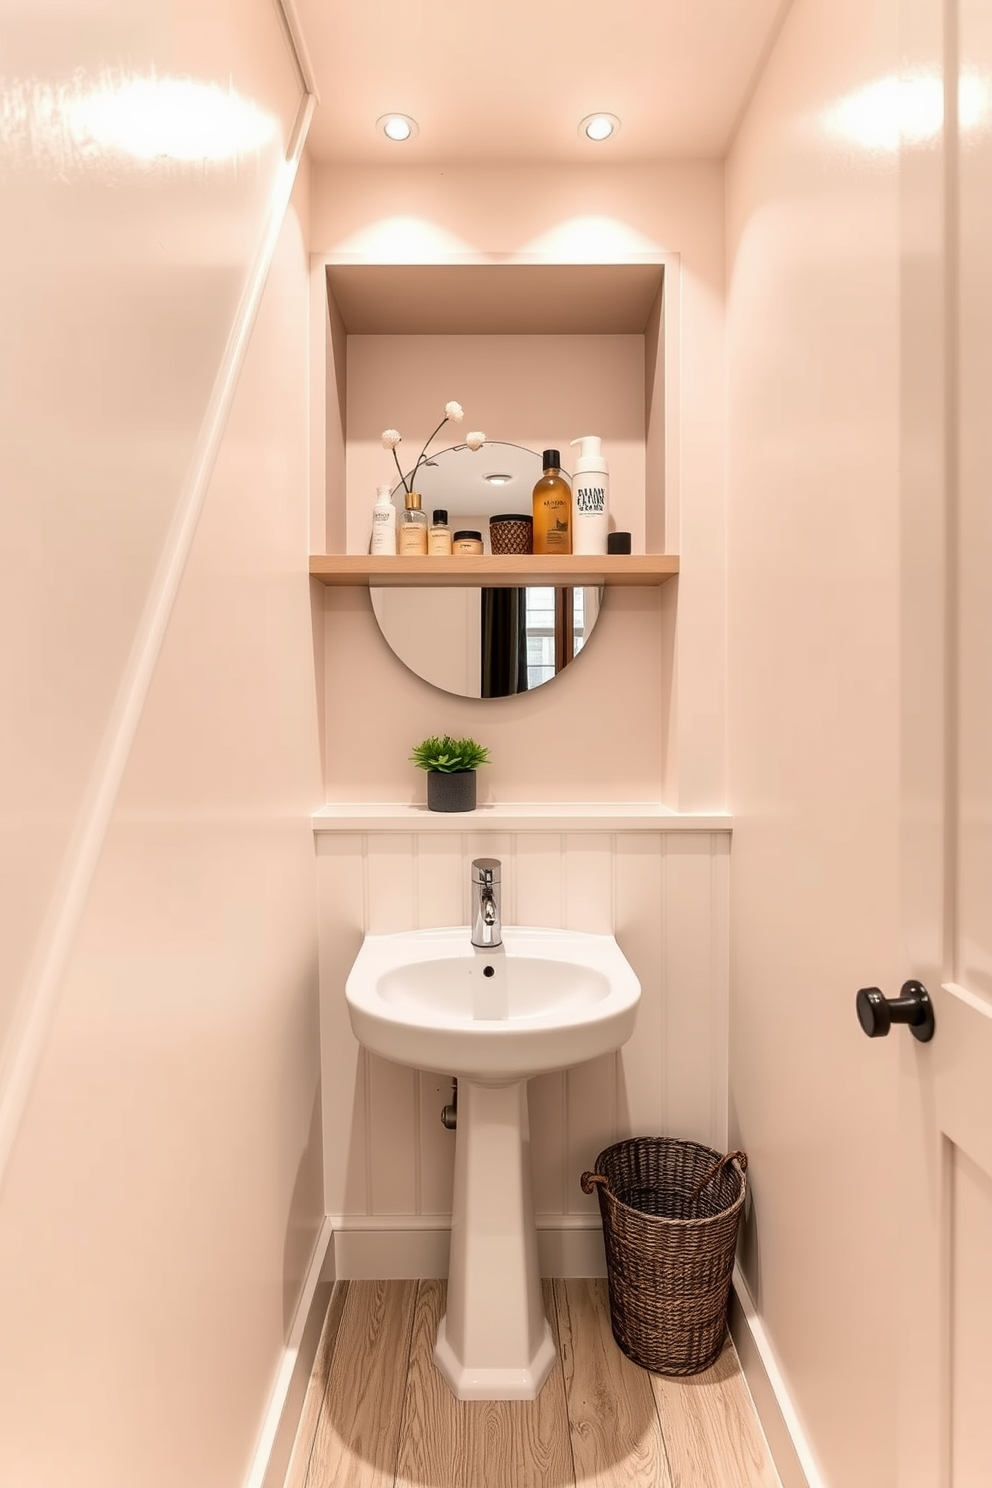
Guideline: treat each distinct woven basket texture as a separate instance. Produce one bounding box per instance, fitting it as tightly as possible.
[489,517,533,555]
[583,1137,747,1377]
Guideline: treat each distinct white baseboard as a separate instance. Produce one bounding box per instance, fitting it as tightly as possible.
[729,1265,824,1488]
[327,1214,607,1281]
[242,1217,336,1488]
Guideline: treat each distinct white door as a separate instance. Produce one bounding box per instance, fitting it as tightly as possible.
[893,2,992,1483]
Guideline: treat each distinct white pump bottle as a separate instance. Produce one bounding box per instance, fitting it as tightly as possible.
[569,435,610,555]
[370,483,397,555]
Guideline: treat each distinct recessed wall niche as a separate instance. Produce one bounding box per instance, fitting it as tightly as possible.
[314,261,674,559]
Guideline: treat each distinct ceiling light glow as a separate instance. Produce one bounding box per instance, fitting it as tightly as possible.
[579,113,620,142]
[484,473,512,485]
[377,113,418,143]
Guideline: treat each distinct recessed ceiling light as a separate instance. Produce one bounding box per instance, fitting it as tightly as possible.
[579,113,620,142]
[484,473,513,485]
[377,113,419,142]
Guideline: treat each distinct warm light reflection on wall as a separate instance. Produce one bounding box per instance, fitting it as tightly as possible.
[335,217,475,261]
[522,216,660,260]
[1,70,276,170]
[334,215,659,265]
[826,72,989,152]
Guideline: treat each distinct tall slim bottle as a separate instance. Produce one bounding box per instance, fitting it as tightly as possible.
[569,435,610,555]
[370,484,397,555]
[532,449,572,555]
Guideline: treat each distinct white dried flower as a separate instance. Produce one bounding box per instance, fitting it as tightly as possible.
[381,429,402,450]
[465,430,486,451]
[444,401,464,422]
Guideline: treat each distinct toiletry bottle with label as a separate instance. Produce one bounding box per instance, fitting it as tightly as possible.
[532,449,572,555]
[569,435,610,555]
[370,484,397,555]
[429,508,452,555]
[398,491,428,555]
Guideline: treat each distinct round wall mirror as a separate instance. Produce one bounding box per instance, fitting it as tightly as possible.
[371,441,605,699]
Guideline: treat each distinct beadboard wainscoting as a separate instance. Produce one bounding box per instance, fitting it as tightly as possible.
[315,816,731,1275]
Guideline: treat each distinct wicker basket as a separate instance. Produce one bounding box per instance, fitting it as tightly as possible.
[581,1138,748,1376]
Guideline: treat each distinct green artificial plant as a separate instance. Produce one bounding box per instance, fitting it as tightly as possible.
[410,735,491,773]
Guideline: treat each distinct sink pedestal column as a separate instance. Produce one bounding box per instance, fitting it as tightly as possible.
[434,1077,556,1400]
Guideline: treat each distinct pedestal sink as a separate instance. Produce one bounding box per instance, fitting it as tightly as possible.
[344,925,641,1400]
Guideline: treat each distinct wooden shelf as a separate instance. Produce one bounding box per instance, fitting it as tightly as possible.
[309,554,679,588]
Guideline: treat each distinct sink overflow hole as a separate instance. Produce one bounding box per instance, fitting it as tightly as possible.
[483,965,495,977]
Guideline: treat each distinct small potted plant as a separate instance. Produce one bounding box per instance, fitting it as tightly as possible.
[411,734,491,813]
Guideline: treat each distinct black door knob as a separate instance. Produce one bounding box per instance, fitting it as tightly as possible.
[856,980,935,1042]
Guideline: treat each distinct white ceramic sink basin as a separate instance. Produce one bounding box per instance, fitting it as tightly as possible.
[345,925,641,1081]
[346,922,641,1401]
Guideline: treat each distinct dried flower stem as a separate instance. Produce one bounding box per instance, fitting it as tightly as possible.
[383,403,468,493]
[390,443,410,493]
[404,414,450,492]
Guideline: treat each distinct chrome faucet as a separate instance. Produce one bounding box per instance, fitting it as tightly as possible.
[470,857,502,949]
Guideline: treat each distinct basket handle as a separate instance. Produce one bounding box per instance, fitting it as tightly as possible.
[687,1149,748,1205]
[580,1171,607,1195]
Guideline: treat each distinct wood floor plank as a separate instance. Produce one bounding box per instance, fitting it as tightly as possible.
[295,1278,783,1488]
[304,1279,417,1488]
[651,1334,782,1488]
[394,1278,575,1488]
[283,1281,350,1488]
[555,1278,674,1488]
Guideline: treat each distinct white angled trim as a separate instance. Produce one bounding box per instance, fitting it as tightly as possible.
[729,1266,824,1488]
[274,0,321,101]
[243,1218,335,1488]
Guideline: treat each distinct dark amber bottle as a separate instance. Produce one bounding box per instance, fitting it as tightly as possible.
[532,449,572,555]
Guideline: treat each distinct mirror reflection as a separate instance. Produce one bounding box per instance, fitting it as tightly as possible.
[373,441,604,699]
[389,440,551,523]
[371,584,602,698]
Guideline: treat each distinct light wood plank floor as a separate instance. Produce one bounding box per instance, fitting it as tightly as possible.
[284,1279,781,1488]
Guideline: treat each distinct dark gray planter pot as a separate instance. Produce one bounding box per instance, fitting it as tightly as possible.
[426,770,477,812]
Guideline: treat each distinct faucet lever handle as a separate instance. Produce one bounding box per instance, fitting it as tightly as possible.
[471,857,501,885]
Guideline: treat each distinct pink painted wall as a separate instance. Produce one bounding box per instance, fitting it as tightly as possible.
[726,0,901,1482]
[343,332,648,554]
[310,164,727,811]
[0,0,303,1092]
[0,4,324,1485]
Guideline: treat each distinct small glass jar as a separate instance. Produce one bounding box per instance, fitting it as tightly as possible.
[452,529,484,555]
